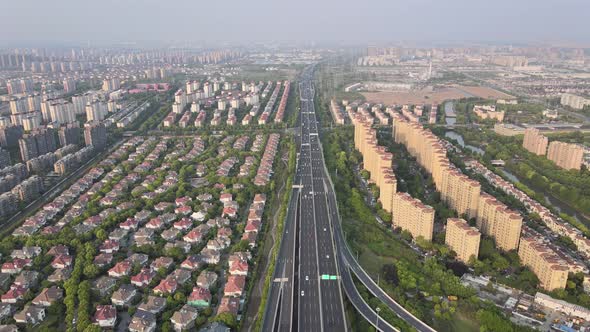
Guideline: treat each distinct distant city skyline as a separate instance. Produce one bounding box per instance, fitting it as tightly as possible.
[1,0,589,45]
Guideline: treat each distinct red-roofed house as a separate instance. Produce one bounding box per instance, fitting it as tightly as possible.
[224,275,246,297]
[183,229,204,244]
[1,259,31,274]
[218,296,240,315]
[51,255,73,269]
[154,279,178,295]
[119,218,139,231]
[175,196,192,206]
[108,261,132,278]
[175,205,192,216]
[222,206,237,219]
[187,287,212,308]
[173,218,192,230]
[94,305,117,328]
[229,259,249,276]
[245,220,261,233]
[1,286,27,303]
[131,268,157,288]
[180,255,202,271]
[99,240,120,254]
[219,193,232,203]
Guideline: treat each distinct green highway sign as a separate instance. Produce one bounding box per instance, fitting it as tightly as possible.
[321,275,338,280]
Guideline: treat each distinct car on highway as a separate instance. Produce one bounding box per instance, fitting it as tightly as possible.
[301,291,305,296]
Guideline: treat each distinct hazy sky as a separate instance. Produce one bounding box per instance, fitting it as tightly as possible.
[1,0,588,45]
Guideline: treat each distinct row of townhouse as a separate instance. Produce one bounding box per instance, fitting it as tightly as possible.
[254,134,280,186]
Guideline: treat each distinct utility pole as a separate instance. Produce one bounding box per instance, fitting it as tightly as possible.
[375,307,381,331]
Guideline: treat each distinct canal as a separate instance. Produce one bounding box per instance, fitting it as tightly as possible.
[444,101,456,126]
[444,131,485,155]
[499,168,589,225]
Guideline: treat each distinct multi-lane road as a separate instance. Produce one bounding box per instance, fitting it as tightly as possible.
[263,67,347,331]
[262,65,434,332]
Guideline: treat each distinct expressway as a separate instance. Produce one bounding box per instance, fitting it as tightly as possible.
[263,68,348,331]
[263,65,433,332]
[298,78,348,332]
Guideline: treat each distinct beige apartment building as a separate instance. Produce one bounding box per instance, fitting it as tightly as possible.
[393,115,480,218]
[547,141,585,170]
[518,236,568,291]
[392,192,435,241]
[522,128,548,155]
[354,115,397,212]
[473,105,505,122]
[392,115,447,187]
[476,193,522,251]
[445,218,481,264]
[441,168,481,219]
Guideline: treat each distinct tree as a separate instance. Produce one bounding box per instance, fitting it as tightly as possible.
[382,264,399,286]
[83,325,102,332]
[400,230,413,242]
[95,228,107,241]
[83,264,100,279]
[213,312,237,329]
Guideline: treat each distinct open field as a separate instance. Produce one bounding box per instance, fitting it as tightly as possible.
[455,86,514,100]
[362,85,514,105]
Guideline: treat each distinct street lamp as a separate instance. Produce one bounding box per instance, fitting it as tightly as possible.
[375,307,381,332]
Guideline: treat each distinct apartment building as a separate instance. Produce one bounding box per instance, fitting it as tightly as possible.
[86,100,107,122]
[18,127,57,161]
[547,141,584,170]
[561,93,590,110]
[353,115,397,212]
[518,236,568,291]
[0,148,10,168]
[445,218,481,264]
[48,99,76,124]
[473,105,505,122]
[63,78,76,93]
[58,123,80,147]
[392,192,435,241]
[393,112,525,252]
[12,175,43,202]
[102,78,121,92]
[522,128,548,156]
[476,193,522,251]
[393,115,478,218]
[440,168,481,219]
[0,124,24,148]
[84,121,107,151]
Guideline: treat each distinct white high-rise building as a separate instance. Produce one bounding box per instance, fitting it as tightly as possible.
[203,83,212,98]
[26,94,41,111]
[49,99,76,124]
[85,100,107,122]
[561,93,590,110]
[22,115,41,131]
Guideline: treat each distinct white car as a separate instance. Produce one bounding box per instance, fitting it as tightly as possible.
[305,276,309,281]
[301,291,305,296]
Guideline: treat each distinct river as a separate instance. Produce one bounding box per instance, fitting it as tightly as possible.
[444,131,485,155]
[499,169,588,224]
[444,101,456,125]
